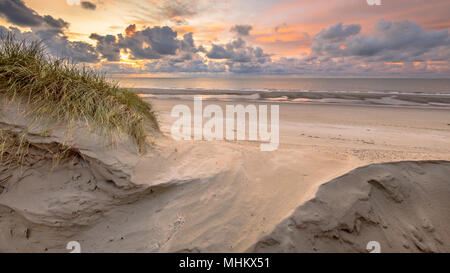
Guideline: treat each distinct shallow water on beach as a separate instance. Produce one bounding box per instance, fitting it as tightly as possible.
[114,76,450,95]
[115,76,450,108]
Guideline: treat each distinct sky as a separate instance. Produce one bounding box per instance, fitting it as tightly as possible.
[0,0,450,77]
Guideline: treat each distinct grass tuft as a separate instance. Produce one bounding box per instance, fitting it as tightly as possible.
[0,34,159,153]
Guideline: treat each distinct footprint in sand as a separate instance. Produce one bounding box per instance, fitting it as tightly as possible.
[165,214,185,243]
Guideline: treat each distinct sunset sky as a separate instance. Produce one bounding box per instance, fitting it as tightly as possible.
[1,0,450,76]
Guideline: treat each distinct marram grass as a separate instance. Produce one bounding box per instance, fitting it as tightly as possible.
[0,35,159,153]
[0,129,78,185]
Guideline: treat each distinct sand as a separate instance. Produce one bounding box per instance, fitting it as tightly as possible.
[250,161,450,253]
[0,98,449,253]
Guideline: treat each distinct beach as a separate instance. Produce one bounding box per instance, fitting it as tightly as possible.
[2,94,448,252]
[1,0,450,257]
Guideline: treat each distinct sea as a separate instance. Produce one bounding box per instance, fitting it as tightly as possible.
[112,76,450,107]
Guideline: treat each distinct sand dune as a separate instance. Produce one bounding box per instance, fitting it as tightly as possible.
[250,161,450,253]
[1,99,449,253]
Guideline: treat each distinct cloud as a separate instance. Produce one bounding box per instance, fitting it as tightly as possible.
[158,0,197,19]
[348,20,449,60]
[81,1,96,10]
[146,59,209,73]
[90,25,204,63]
[146,0,220,24]
[315,22,360,42]
[125,24,137,37]
[206,44,232,59]
[1,0,448,76]
[230,24,253,36]
[92,25,268,74]
[205,38,271,73]
[180,32,194,49]
[180,32,204,53]
[312,20,450,62]
[274,23,288,33]
[311,22,360,57]
[227,62,263,73]
[207,38,269,62]
[117,26,179,59]
[1,25,99,63]
[0,0,43,27]
[0,0,69,30]
[0,0,98,63]
[42,15,70,30]
[101,18,450,75]
[89,33,120,61]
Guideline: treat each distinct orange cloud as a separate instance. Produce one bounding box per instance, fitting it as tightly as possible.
[249,25,312,56]
[385,62,404,66]
[125,24,137,37]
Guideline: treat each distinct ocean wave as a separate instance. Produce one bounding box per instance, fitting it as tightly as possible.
[133,86,450,97]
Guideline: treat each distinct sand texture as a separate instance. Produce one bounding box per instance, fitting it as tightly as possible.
[1,98,449,253]
[250,161,450,253]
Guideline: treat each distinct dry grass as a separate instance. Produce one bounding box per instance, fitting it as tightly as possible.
[0,34,159,153]
[0,129,78,186]
[0,129,30,169]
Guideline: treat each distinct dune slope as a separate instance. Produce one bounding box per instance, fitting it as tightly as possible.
[1,101,449,253]
[250,161,450,253]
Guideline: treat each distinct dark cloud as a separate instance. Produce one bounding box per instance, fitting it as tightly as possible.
[311,22,360,57]
[179,32,205,54]
[143,55,228,74]
[42,15,70,30]
[146,59,210,73]
[316,22,360,41]
[205,38,271,73]
[90,25,206,62]
[89,33,120,61]
[206,44,232,59]
[1,0,448,76]
[0,0,96,63]
[52,38,99,63]
[312,20,450,62]
[347,20,449,60]
[207,38,269,63]
[230,25,253,36]
[0,0,99,63]
[95,18,450,75]
[0,0,69,32]
[81,1,96,10]
[1,25,99,63]
[141,26,179,55]
[180,32,194,50]
[227,62,262,73]
[0,0,43,27]
[116,26,179,59]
